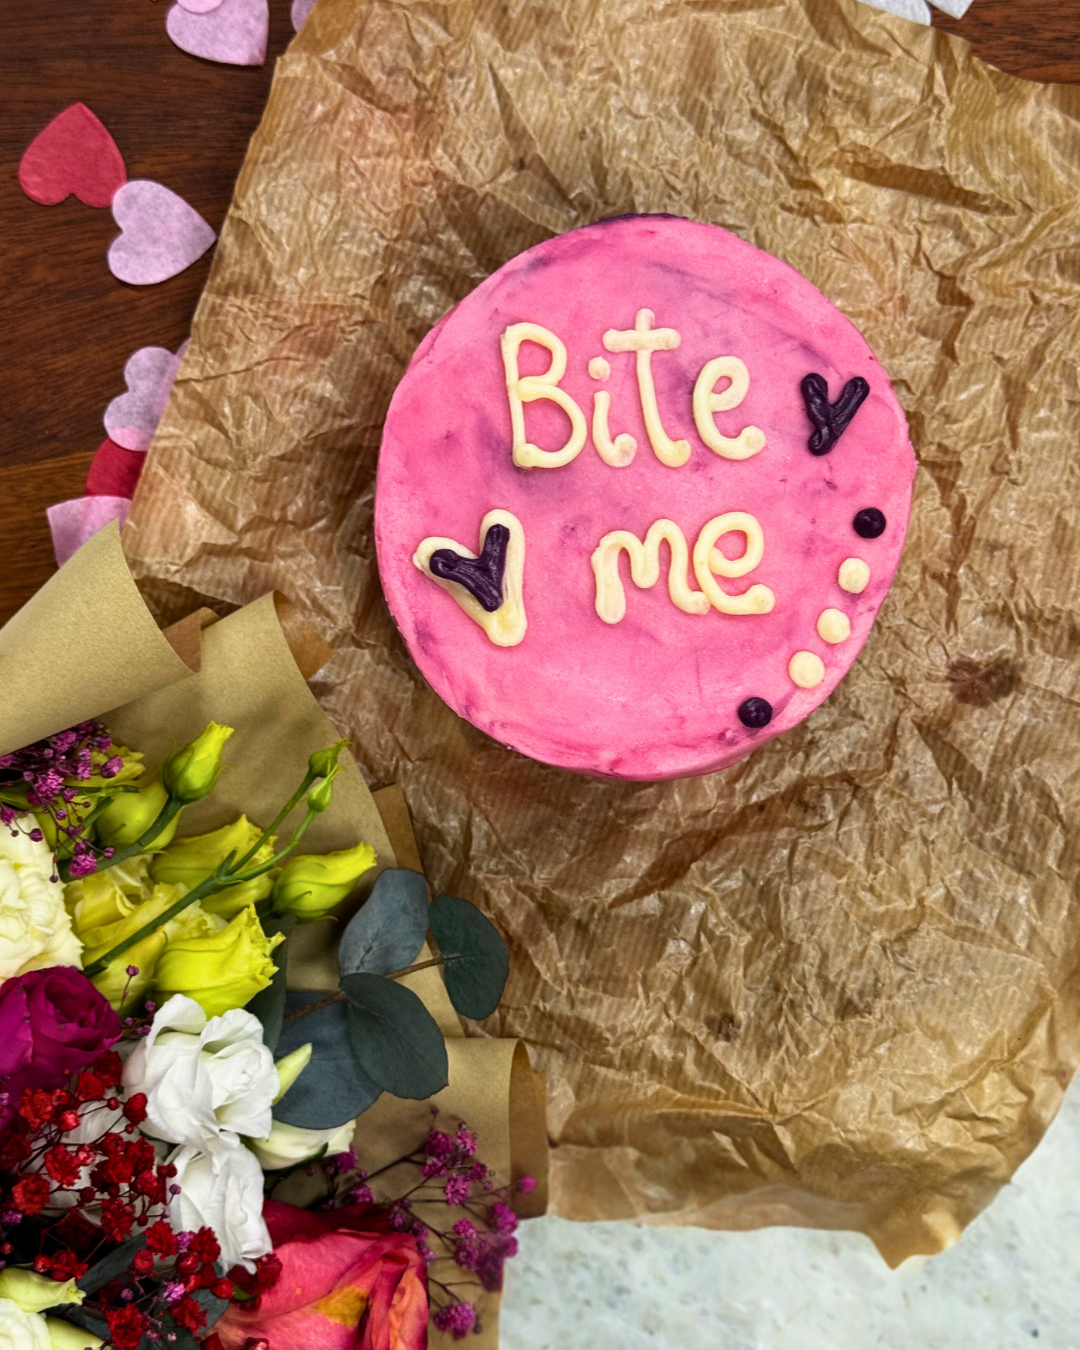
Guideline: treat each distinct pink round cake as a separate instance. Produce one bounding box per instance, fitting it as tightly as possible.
[375,216,916,780]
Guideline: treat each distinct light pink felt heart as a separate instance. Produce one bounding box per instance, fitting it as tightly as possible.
[103,340,190,450]
[108,181,215,286]
[48,497,131,568]
[178,0,224,12]
[291,0,317,30]
[166,0,269,66]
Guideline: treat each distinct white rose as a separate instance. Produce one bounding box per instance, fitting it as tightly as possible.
[248,1117,355,1172]
[166,1143,272,1271]
[0,1299,49,1350]
[121,995,277,1157]
[0,821,81,979]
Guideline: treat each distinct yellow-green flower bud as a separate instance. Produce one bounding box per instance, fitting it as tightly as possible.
[150,816,277,919]
[46,1318,104,1350]
[84,742,145,790]
[273,1043,312,1103]
[0,1267,84,1314]
[154,905,284,1017]
[270,841,377,922]
[161,723,234,805]
[94,777,180,850]
[308,739,348,780]
[306,765,341,816]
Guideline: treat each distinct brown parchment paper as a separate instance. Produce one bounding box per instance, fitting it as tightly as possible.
[0,527,546,1344]
[121,0,1080,1263]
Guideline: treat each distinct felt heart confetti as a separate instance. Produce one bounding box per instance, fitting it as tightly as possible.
[178,0,225,12]
[18,103,127,208]
[108,182,215,286]
[104,340,189,450]
[166,0,269,66]
[86,438,148,499]
[291,0,317,30]
[47,496,131,568]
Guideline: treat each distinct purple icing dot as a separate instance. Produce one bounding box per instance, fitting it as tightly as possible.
[853,508,886,539]
[737,697,773,730]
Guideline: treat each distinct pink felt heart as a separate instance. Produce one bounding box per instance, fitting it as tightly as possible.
[166,0,269,66]
[108,182,215,286]
[18,103,127,208]
[103,340,189,450]
[178,0,225,11]
[47,497,131,568]
[291,0,317,29]
[86,438,149,499]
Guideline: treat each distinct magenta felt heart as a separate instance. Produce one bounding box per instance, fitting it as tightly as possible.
[103,340,188,450]
[86,438,148,499]
[18,103,127,208]
[166,0,269,66]
[108,182,215,286]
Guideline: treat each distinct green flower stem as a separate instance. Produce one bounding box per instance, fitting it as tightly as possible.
[234,771,317,871]
[80,808,320,979]
[59,797,186,883]
[81,868,223,978]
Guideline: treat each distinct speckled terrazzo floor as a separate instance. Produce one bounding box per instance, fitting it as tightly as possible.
[502,1079,1080,1348]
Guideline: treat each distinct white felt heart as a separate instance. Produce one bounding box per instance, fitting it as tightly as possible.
[166,0,269,66]
[108,181,215,286]
[104,340,189,451]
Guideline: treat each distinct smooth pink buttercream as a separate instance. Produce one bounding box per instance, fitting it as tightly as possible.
[375,216,915,780]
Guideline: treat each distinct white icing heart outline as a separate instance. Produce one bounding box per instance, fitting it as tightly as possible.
[413,510,526,647]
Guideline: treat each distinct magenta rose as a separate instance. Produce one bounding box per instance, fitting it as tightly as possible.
[0,967,121,1115]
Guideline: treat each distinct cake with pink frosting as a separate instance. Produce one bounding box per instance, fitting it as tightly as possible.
[375,215,916,780]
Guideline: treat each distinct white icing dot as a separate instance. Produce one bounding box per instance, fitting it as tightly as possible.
[588,356,611,381]
[816,608,851,644]
[838,557,870,594]
[789,651,825,688]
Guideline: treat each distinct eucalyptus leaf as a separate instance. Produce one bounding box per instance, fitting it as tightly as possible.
[341,972,448,1099]
[246,914,296,1052]
[338,868,429,977]
[274,991,382,1128]
[77,1234,147,1293]
[193,1278,230,1331]
[428,893,510,1020]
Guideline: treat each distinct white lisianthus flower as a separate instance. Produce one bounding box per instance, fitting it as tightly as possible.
[0,821,81,979]
[166,1143,272,1271]
[0,1298,49,1350]
[248,1117,355,1172]
[121,995,277,1158]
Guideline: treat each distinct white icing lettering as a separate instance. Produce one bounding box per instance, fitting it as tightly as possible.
[603,309,691,468]
[414,509,527,647]
[592,391,637,468]
[592,513,774,624]
[692,357,766,461]
[501,323,587,469]
[588,356,611,381]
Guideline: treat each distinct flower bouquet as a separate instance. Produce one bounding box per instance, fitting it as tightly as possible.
[0,529,547,1350]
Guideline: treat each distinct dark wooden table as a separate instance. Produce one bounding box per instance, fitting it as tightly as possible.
[1,1,1077,628]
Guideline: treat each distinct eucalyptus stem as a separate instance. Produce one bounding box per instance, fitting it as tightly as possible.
[234,771,317,870]
[59,797,185,884]
[279,957,446,1026]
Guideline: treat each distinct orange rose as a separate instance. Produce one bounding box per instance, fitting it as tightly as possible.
[213,1200,428,1350]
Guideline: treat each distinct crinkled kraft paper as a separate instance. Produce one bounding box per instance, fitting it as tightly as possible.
[122,0,1080,1263]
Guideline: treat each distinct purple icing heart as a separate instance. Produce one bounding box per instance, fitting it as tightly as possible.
[166,0,269,67]
[429,524,510,612]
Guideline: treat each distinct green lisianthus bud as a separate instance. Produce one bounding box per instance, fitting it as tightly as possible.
[306,765,341,815]
[270,841,377,922]
[273,1043,312,1102]
[0,1266,84,1313]
[154,905,284,1017]
[150,816,277,919]
[46,1318,104,1350]
[94,777,180,850]
[308,739,348,780]
[161,723,234,804]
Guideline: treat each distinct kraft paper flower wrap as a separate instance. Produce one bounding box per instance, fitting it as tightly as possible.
[114,0,1080,1265]
[0,524,548,1348]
